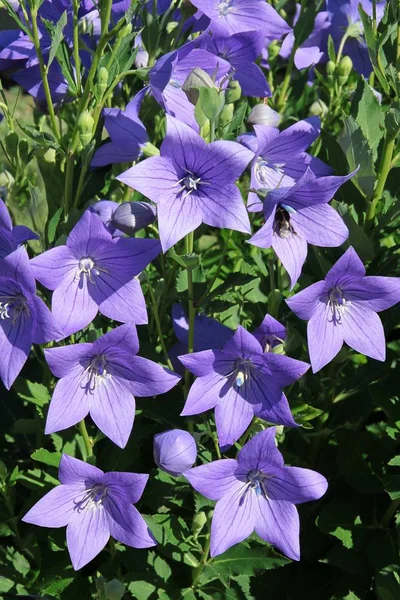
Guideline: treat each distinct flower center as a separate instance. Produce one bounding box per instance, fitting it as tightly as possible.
[75,257,107,284]
[0,294,29,324]
[74,484,108,512]
[233,358,253,388]
[174,170,209,201]
[219,0,233,16]
[83,355,111,394]
[246,469,274,499]
[260,333,284,353]
[327,286,350,325]
[255,157,286,189]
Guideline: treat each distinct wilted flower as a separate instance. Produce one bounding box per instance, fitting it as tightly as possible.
[117,115,253,252]
[0,247,62,389]
[30,211,160,336]
[45,323,180,448]
[185,427,328,558]
[286,246,400,372]
[153,429,197,475]
[249,168,355,288]
[180,326,309,448]
[23,454,156,570]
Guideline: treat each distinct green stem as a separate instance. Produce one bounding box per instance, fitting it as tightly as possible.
[195,231,231,307]
[209,119,216,143]
[29,8,62,145]
[79,419,93,458]
[73,0,82,93]
[276,48,295,112]
[336,31,350,66]
[183,232,196,399]
[143,272,175,371]
[364,134,397,229]
[268,257,276,291]
[191,529,211,589]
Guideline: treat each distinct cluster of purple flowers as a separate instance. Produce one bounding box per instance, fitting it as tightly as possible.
[1,0,398,577]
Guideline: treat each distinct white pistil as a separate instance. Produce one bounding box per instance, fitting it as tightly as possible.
[255,157,286,188]
[75,484,107,512]
[327,286,350,324]
[218,0,233,17]
[75,257,108,284]
[0,301,10,320]
[174,170,210,201]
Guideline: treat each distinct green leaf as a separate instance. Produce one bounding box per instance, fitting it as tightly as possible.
[355,79,385,161]
[47,206,64,244]
[47,11,68,68]
[220,102,248,140]
[0,577,14,593]
[31,448,62,468]
[327,34,336,62]
[147,553,172,583]
[358,6,390,95]
[17,380,50,407]
[335,202,375,261]
[388,456,400,467]
[128,581,157,600]
[338,115,376,199]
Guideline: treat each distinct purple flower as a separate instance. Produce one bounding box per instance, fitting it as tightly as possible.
[44,323,180,447]
[111,201,157,235]
[91,89,148,167]
[30,210,161,337]
[0,247,62,389]
[117,115,253,252]
[153,429,197,476]
[0,198,38,259]
[248,168,355,289]
[185,427,328,558]
[280,5,330,71]
[240,117,333,213]
[286,246,400,372]
[22,453,156,570]
[197,30,270,97]
[179,326,309,448]
[326,0,386,76]
[191,0,291,38]
[149,48,231,131]
[253,314,286,352]
[88,200,123,237]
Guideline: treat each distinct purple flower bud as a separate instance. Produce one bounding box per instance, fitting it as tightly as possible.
[89,200,121,236]
[153,429,197,476]
[111,201,156,235]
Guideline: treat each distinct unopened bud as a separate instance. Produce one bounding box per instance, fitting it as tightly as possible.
[192,511,207,538]
[153,429,197,476]
[219,102,234,127]
[5,131,18,157]
[111,201,156,235]
[309,99,328,119]
[337,56,353,85]
[225,80,241,104]
[248,103,280,127]
[182,67,217,105]
[268,40,280,61]
[326,60,336,78]
[78,110,94,147]
[97,67,108,96]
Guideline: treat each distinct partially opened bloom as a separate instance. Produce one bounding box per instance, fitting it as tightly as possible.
[253,314,286,352]
[286,246,400,372]
[185,427,328,558]
[180,326,309,448]
[0,247,62,389]
[280,6,330,70]
[45,324,180,448]
[23,454,156,570]
[117,115,253,252]
[153,429,197,476]
[240,117,333,213]
[249,168,355,288]
[30,211,161,336]
[191,0,290,38]
[91,89,148,167]
[0,199,38,259]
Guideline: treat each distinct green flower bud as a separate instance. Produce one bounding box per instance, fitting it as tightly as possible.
[225,80,241,104]
[18,139,30,164]
[5,132,19,158]
[309,99,328,119]
[97,67,109,97]
[326,60,336,78]
[182,67,218,106]
[268,40,280,61]
[78,110,95,147]
[192,511,207,538]
[219,102,234,127]
[337,56,353,85]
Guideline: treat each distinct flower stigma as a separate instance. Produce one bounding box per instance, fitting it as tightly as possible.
[327,286,350,324]
[83,354,112,393]
[74,484,108,512]
[75,257,108,284]
[219,0,233,17]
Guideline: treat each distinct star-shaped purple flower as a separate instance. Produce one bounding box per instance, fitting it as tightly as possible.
[191,0,291,38]
[117,115,253,252]
[179,326,309,448]
[185,427,328,558]
[44,323,181,448]
[0,199,38,259]
[240,117,333,213]
[30,211,161,337]
[0,247,62,389]
[286,246,400,372]
[23,454,156,570]
[249,168,355,289]
[91,89,148,167]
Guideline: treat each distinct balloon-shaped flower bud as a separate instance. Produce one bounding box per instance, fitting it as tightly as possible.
[182,67,218,105]
[111,201,156,235]
[248,104,280,127]
[326,60,336,80]
[153,429,197,476]
[89,200,121,236]
[225,80,241,104]
[337,56,353,85]
[97,67,109,96]
[78,110,94,147]
[309,99,328,119]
